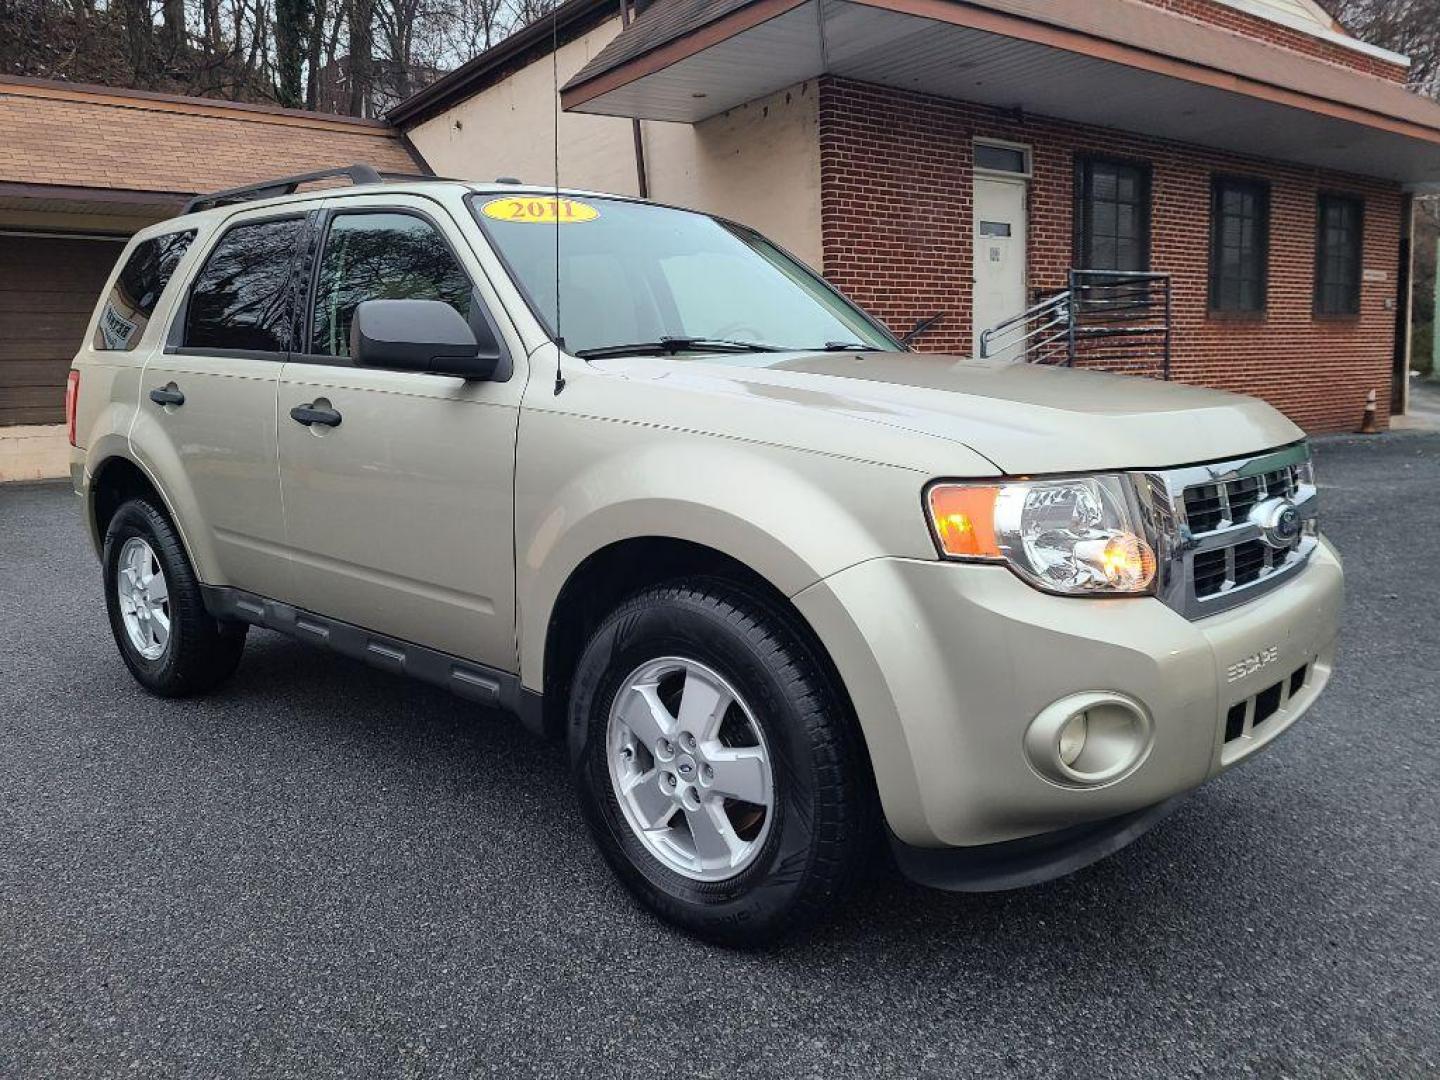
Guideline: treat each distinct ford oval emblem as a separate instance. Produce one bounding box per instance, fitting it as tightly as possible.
[1250,497,1302,549]
[1274,504,1300,541]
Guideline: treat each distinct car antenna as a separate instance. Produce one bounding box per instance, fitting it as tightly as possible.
[550,0,566,395]
[901,311,944,348]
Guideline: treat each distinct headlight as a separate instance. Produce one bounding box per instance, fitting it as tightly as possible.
[926,475,1157,595]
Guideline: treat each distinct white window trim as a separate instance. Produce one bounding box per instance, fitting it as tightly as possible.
[1211,0,1410,68]
[973,137,1033,179]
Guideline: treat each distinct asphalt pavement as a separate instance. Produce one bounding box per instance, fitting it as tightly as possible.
[1,432,1437,1078]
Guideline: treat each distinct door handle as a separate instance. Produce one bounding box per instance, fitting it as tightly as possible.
[290,403,342,428]
[148,385,185,407]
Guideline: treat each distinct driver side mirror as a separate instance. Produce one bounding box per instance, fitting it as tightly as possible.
[350,299,502,380]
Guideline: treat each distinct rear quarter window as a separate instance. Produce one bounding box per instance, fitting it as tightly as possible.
[93,230,196,351]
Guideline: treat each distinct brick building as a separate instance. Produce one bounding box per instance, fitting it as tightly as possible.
[0,75,421,478]
[392,0,1440,433]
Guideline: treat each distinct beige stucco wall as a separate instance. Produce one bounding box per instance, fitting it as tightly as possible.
[647,83,822,269]
[405,19,822,268]
[0,425,68,481]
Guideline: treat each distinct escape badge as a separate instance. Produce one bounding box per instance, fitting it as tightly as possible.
[1226,645,1280,684]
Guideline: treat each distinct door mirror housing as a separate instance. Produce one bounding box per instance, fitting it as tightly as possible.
[350,299,502,380]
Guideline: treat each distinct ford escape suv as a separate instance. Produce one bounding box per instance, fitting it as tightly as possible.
[67,168,1343,945]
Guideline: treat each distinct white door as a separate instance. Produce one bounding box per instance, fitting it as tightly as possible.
[972,176,1028,361]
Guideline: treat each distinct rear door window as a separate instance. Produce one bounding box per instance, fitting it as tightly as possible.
[308,211,473,358]
[184,217,306,353]
[94,230,195,350]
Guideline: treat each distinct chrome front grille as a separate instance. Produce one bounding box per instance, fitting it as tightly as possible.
[1146,443,1318,620]
[1181,462,1300,535]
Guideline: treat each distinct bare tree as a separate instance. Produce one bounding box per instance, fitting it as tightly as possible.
[118,0,155,84]
[1330,0,1440,93]
[416,0,510,76]
[274,0,311,104]
[1,0,573,113]
[345,0,371,114]
[303,0,327,105]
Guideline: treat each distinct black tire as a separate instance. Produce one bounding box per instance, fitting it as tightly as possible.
[569,579,874,946]
[102,497,246,697]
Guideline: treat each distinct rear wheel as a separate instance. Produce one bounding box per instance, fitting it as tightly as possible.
[102,498,246,696]
[569,580,873,946]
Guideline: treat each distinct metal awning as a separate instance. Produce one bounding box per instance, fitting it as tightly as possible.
[561,0,1440,190]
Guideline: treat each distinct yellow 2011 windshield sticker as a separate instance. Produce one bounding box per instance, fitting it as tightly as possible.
[481,196,599,224]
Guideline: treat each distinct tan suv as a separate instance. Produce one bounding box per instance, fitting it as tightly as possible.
[66,168,1343,944]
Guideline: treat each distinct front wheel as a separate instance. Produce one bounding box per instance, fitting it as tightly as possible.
[569,581,873,946]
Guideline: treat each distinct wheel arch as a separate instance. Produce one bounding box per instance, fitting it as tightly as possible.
[88,453,203,575]
[531,536,863,754]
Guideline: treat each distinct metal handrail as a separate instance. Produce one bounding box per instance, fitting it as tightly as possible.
[1069,270,1172,379]
[979,270,1173,377]
[978,289,1073,362]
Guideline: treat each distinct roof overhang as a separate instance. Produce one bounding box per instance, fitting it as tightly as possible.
[0,182,187,221]
[561,0,1440,190]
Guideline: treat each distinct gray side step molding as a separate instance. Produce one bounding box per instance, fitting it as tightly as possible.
[201,585,542,732]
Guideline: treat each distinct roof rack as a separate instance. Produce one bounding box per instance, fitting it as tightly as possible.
[181,163,388,215]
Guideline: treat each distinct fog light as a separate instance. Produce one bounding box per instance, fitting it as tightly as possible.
[1057,710,1087,766]
[1024,692,1153,787]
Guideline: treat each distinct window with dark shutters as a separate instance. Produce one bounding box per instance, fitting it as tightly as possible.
[1074,157,1151,273]
[1314,194,1363,316]
[1209,177,1269,315]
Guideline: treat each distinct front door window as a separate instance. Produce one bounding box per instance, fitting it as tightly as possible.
[309,211,473,357]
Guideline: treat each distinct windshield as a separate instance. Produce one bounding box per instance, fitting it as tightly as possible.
[470,194,899,356]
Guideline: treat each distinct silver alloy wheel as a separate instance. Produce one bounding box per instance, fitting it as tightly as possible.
[606,656,774,881]
[115,536,170,661]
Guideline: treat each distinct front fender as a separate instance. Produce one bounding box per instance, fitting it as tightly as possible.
[514,409,936,690]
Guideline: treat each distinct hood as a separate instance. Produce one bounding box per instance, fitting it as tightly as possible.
[589,351,1303,474]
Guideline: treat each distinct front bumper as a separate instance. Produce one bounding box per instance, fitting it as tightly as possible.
[889,795,1186,892]
[792,538,1343,849]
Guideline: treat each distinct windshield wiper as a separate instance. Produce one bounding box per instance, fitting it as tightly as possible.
[575,336,784,359]
[819,341,872,351]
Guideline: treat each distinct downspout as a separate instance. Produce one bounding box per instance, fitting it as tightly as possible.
[619,0,650,198]
[1393,192,1414,417]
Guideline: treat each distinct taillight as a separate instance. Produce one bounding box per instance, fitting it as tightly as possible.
[65,370,80,447]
